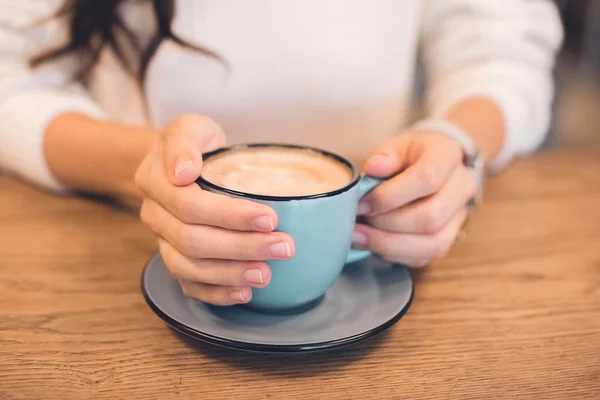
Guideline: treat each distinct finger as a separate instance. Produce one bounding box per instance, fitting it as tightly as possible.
[179,280,252,306]
[363,135,413,177]
[368,166,476,234]
[137,150,278,231]
[162,114,227,186]
[159,238,272,288]
[141,199,295,260]
[140,177,278,231]
[353,207,468,262]
[361,134,463,216]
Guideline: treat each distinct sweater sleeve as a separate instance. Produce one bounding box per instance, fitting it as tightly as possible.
[0,1,106,193]
[420,0,563,170]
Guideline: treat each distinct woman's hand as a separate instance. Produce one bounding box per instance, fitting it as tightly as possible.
[353,130,476,267]
[135,115,295,305]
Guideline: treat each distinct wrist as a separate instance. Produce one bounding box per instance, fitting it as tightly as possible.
[409,118,485,206]
[45,114,158,205]
[442,97,505,163]
[105,120,158,204]
[410,119,482,160]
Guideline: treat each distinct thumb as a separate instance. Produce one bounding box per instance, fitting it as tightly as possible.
[363,134,411,177]
[162,114,227,186]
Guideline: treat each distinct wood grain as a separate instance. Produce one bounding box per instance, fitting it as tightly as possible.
[1,149,599,400]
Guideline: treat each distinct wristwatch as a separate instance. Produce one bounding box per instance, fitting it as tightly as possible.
[410,119,486,209]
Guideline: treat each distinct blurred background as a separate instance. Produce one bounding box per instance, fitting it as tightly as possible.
[411,0,599,152]
[550,0,600,149]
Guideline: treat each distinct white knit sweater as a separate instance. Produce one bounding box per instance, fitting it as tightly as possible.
[0,0,563,192]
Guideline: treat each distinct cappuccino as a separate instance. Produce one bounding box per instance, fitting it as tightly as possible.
[201,147,353,196]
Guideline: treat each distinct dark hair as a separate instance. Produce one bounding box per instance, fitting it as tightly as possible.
[30,0,219,89]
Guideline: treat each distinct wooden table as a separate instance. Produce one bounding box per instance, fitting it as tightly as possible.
[1,149,599,399]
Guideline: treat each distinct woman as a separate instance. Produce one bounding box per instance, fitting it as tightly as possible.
[0,0,562,305]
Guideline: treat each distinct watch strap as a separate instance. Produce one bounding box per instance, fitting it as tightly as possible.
[409,119,485,207]
[410,119,479,159]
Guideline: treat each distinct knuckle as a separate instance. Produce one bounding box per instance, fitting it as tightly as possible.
[172,195,195,223]
[365,215,382,230]
[233,239,256,260]
[134,148,158,181]
[420,202,446,233]
[430,236,452,258]
[173,224,197,256]
[134,163,153,195]
[235,233,280,260]
[139,201,148,224]
[417,163,443,192]
[218,265,242,286]
[171,114,208,132]
[180,281,195,298]
[369,186,390,211]
[169,114,225,144]
[134,166,145,189]
[189,114,225,137]
[139,200,153,227]
[165,258,185,279]
[181,282,219,304]
[204,288,227,306]
[221,210,240,230]
[163,251,186,279]
[373,235,396,258]
[208,196,244,229]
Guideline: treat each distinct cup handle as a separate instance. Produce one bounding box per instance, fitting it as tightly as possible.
[345,175,385,264]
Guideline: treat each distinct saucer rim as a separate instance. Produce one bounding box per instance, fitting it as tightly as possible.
[141,255,414,353]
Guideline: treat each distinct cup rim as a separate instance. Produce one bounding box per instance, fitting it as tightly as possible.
[195,143,361,201]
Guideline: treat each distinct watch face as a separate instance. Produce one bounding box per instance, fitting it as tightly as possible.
[463,153,478,168]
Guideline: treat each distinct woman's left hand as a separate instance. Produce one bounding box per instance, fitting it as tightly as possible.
[353,130,477,267]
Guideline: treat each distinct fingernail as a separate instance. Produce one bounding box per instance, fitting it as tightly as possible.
[229,288,251,303]
[352,231,368,246]
[174,157,193,178]
[268,242,292,259]
[243,269,264,285]
[252,216,274,231]
[358,201,372,215]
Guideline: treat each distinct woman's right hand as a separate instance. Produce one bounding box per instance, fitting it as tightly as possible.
[135,115,295,305]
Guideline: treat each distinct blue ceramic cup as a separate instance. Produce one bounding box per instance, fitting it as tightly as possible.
[197,144,382,313]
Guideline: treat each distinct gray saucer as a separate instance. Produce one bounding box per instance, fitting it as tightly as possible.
[142,252,414,353]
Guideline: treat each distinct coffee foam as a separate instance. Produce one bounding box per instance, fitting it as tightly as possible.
[201,147,353,197]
